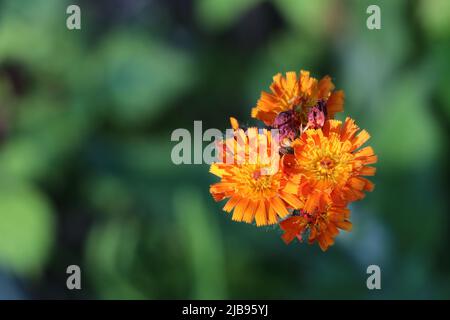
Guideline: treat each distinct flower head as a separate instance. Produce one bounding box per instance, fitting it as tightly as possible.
[282,117,377,212]
[280,206,352,251]
[251,71,344,128]
[206,69,376,251]
[209,128,303,226]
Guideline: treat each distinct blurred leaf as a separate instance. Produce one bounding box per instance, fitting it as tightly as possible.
[274,0,332,38]
[85,219,147,299]
[174,187,226,299]
[195,0,262,31]
[341,0,412,118]
[419,0,450,40]
[0,0,81,77]
[426,42,450,120]
[372,73,442,167]
[0,95,88,181]
[0,182,54,275]
[246,32,321,103]
[85,174,133,217]
[94,33,194,125]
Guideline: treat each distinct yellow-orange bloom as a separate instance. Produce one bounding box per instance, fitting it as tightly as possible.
[282,117,377,212]
[251,70,344,126]
[280,206,352,251]
[209,128,303,226]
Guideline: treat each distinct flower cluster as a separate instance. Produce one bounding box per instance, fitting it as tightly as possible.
[209,70,377,251]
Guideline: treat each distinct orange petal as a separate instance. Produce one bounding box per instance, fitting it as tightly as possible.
[242,200,258,224]
[354,146,375,159]
[341,117,359,141]
[254,200,267,226]
[326,90,344,118]
[303,192,321,213]
[351,130,370,150]
[270,197,290,218]
[209,164,224,177]
[230,117,239,130]
[267,203,278,225]
[280,192,304,209]
[318,75,335,98]
[232,198,250,222]
[223,196,240,212]
[360,166,376,176]
[336,220,352,231]
[348,177,366,191]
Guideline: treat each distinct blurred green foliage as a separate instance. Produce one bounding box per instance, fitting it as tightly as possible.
[0,0,449,299]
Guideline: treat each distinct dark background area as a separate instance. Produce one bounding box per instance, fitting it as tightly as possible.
[0,0,449,299]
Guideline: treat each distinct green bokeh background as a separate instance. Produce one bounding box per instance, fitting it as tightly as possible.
[0,0,449,299]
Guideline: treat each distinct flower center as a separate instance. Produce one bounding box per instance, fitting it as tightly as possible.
[315,152,351,181]
[248,169,273,191]
[235,165,279,200]
[319,157,335,170]
[314,156,338,179]
[252,170,262,180]
[298,134,354,185]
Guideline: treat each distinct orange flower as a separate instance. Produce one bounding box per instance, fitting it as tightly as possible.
[251,70,344,126]
[282,117,377,212]
[279,214,308,244]
[280,206,352,251]
[207,70,376,251]
[209,128,303,226]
